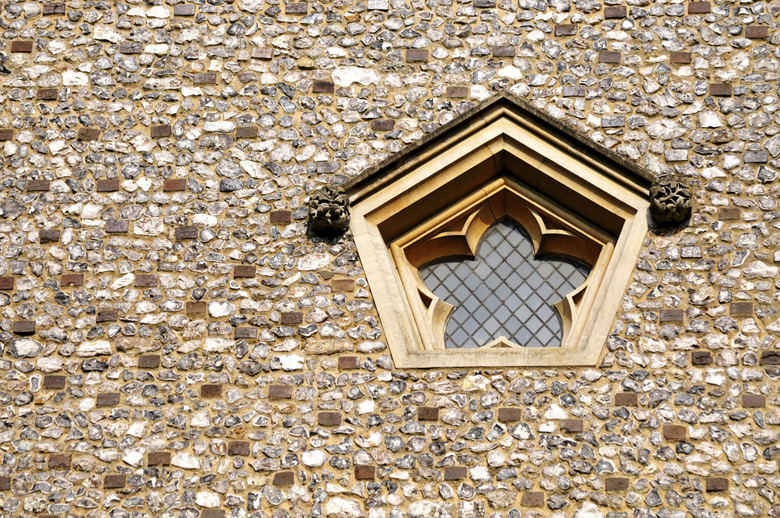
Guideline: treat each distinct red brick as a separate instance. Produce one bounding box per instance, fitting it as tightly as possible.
[187,302,207,315]
[175,226,198,240]
[746,25,769,39]
[138,355,160,369]
[418,406,439,421]
[96,179,119,192]
[691,351,712,365]
[236,126,258,138]
[312,81,335,93]
[743,394,766,408]
[40,229,60,243]
[270,210,292,223]
[36,88,58,100]
[605,478,629,491]
[706,477,728,492]
[43,375,67,389]
[61,274,84,286]
[163,179,186,192]
[604,6,626,18]
[563,85,586,97]
[555,24,577,36]
[281,312,303,325]
[670,52,691,64]
[521,492,544,507]
[252,48,274,60]
[106,221,129,233]
[286,2,308,13]
[11,40,33,53]
[338,356,360,369]
[269,384,293,399]
[614,392,637,406]
[318,412,342,426]
[719,207,740,220]
[49,454,72,468]
[0,129,12,141]
[234,265,256,278]
[710,83,732,97]
[235,327,258,339]
[688,1,711,13]
[355,465,375,480]
[228,441,250,456]
[332,279,355,292]
[43,3,66,14]
[560,419,583,433]
[97,393,120,406]
[370,119,395,132]
[730,302,753,315]
[663,424,687,440]
[444,466,467,480]
[27,180,50,192]
[406,49,429,62]
[148,451,171,466]
[104,475,126,489]
[120,42,143,54]
[77,128,100,141]
[497,407,522,422]
[491,46,515,57]
[135,274,158,287]
[761,351,780,365]
[13,320,35,335]
[201,384,223,397]
[97,309,118,323]
[194,73,217,84]
[599,51,621,64]
[239,72,257,83]
[447,86,468,98]
[660,309,684,322]
[273,471,295,485]
[151,125,171,138]
[0,277,13,290]
[174,4,196,16]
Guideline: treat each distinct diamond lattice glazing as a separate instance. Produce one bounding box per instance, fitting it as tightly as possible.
[419,220,591,349]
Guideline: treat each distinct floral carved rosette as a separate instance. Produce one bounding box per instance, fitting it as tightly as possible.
[649,177,692,226]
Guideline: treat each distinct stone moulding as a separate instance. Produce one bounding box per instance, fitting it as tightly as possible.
[308,184,351,235]
[649,177,693,226]
[345,93,654,368]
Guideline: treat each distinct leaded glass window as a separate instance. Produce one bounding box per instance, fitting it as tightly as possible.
[420,219,591,349]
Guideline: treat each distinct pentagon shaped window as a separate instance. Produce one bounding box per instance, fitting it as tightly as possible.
[419,219,591,350]
[345,94,653,368]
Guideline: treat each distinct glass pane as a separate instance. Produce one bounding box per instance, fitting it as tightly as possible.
[419,220,591,349]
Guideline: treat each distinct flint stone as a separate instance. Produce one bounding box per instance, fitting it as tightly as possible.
[301,450,327,467]
[325,497,363,518]
[646,120,686,140]
[332,67,381,87]
[209,301,236,317]
[8,338,42,358]
[298,253,331,271]
[172,452,201,469]
[408,501,441,518]
[574,502,605,518]
[76,340,112,357]
[196,491,221,508]
[303,339,352,354]
[204,122,236,132]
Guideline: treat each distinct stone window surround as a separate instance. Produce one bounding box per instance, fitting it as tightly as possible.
[347,94,652,369]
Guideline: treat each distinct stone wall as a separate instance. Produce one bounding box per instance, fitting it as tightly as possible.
[0,0,778,517]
